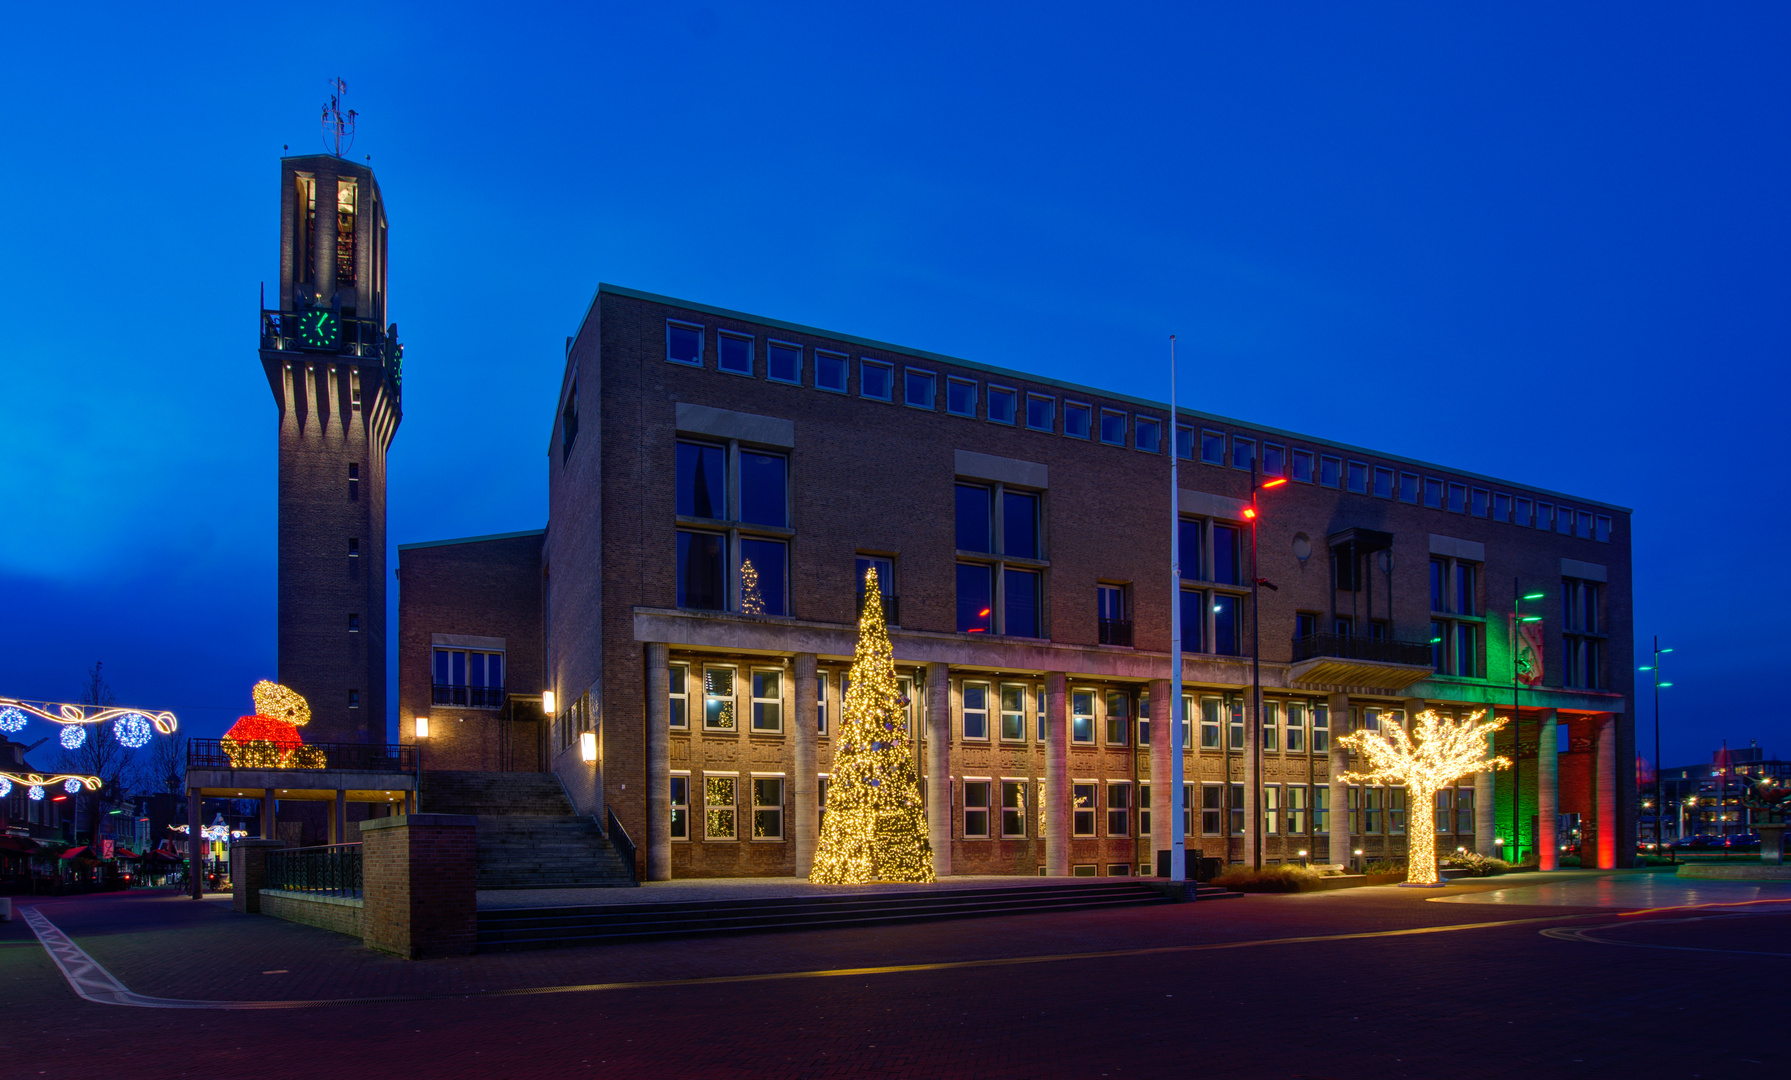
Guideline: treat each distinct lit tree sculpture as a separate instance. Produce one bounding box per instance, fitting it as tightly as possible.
[810,568,934,884]
[1340,709,1509,885]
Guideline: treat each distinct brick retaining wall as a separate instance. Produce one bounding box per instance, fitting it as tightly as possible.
[258,889,365,938]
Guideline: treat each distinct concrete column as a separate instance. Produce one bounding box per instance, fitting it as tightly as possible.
[1242,699,1259,868]
[262,789,277,841]
[1045,672,1069,876]
[1536,710,1559,870]
[1595,713,1618,869]
[1148,678,1172,873]
[1475,767,1497,856]
[334,789,347,848]
[1326,693,1351,869]
[793,653,819,877]
[925,662,952,878]
[187,788,203,899]
[644,643,672,881]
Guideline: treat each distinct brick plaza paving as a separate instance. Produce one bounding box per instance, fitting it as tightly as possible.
[4,869,1787,1079]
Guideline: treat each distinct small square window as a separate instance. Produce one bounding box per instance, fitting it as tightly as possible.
[767,341,801,384]
[348,613,360,632]
[988,386,1017,424]
[1373,466,1394,498]
[1232,437,1255,471]
[1134,416,1161,452]
[1100,410,1126,446]
[1291,448,1314,483]
[1346,461,1368,494]
[1200,430,1225,464]
[1493,492,1512,522]
[1026,394,1054,431]
[1536,501,1554,530]
[1424,477,1444,508]
[1399,472,1419,503]
[861,359,894,401]
[667,320,703,366]
[1576,510,1593,538]
[1516,497,1533,526]
[718,332,753,376]
[1595,515,1612,542]
[1471,488,1489,517]
[348,537,360,557]
[905,368,936,409]
[946,377,977,417]
[1448,482,1467,513]
[1064,402,1092,439]
[1319,455,1342,488]
[816,350,848,392]
[348,689,360,708]
[1262,443,1285,477]
[1174,424,1194,459]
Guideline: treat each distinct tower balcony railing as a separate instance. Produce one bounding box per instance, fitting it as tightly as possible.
[187,740,417,772]
[1291,632,1433,668]
[856,591,900,626]
[432,683,506,709]
[260,309,403,393]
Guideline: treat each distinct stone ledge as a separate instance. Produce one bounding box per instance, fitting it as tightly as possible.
[1676,863,1791,881]
[259,889,364,908]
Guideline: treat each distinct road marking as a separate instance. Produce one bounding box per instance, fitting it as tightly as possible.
[24,904,1606,1011]
[1542,911,1791,958]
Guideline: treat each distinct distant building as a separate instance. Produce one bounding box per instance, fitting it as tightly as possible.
[1655,744,1788,842]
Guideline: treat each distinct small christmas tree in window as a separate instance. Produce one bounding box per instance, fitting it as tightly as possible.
[810,568,934,883]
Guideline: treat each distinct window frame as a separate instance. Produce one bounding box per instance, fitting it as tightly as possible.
[1099,409,1127,446]
[1291,448,1315,483]
[1373,466,1394,499]
[963,779,992,839]
[987,384,1018,425]
[1346,461,1368,494]
[860,358,895,402]
[717,330,754,377]
[1070,690,1096,744]
[1106,781,1131,837]
[666,319,704,367]
[904,367,936,410]
[1072,781,1098,837]
[1261,442,1286,478]
[945,376,977,417]
[766,339,802,385]
[702,665,738,732]
[1025,393,1055,432]
[669,663,689,730]
[1134,415,1161,453]
[1201,429,1226,465]
[749,667,783,733]
[750,774,785,840]
[670,771,690,840]
[1000,780,1027,838]
[814,349,849,393]
[703,773,738,841]
[999,684,1026,742]
[1232,436,1256,472]
[1064,401,1093,439]
[1319,455,1342,488]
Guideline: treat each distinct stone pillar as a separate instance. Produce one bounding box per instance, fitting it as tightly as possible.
[1475,768,1497,856]
[1149,678,1172,873]
[1536,710,1559,871]
[187,787,203,899]
[925,662,952,878]
[359,813,477,959]
[336,790,348,847]
[792,653,819,877]
[1242,699,1259,868]
[1595,713,1618,870]
[1327,693,1351,870]
[230,838,287,913]
[644,643,672,881]
[262,788,276,841]
[1045,672,1069,876]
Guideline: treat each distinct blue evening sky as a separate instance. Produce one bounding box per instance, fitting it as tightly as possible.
[2,3,1784,767]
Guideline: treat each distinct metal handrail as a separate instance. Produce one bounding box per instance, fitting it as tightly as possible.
[431,683,507,708]
[1291,633,1433,667]
[606,805,638,882]
[856,591,899,625]
[1098,618,1133,646]
[263,843,362,898]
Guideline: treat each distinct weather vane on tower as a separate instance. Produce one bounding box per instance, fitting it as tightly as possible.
[321,78,357,157]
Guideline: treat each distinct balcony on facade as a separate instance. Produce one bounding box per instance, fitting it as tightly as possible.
[432,684,507,709]
[1289,632,1434,691]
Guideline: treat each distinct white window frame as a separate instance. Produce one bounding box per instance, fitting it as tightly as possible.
[669,662,689,730]
[1025,393,1055,432]
[1200,697,1222,750]
[963,778,992,838]
[904,367,936,410]
[1261,699,1279,751]
[1107,781,1131,837]
[860,358,895,402]
[1134,415,1161,453]
[766,339,802,385]
[998,683,1026,742]
[1285,700,1305,753]
[1064,401,1092,439]
[1000,779,1027,838]
[1070,689,1096,745]
[750,773,785,840]
[666,319,704,367]
[702,665,738,732]
[816,671,828,735]
[987,384,1017,425]
[703,773,738,841]
[1263,783,1281,835]
[1072,781,1098,837]
[1286,783,1308,834]
[961,681,991,741]
[1201,782,1224,835]
[1103,689,1129,746]
[717,330,754,377]
[670,771,690,840]
[815,349,849,393]
[945,376,977,417]
[749,667,783,733]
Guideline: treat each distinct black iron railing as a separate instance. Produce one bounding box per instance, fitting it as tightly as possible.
[1291,633,1433,667]
[857,592,900,625]
[1098,618,1134,646]
[606,805,637,882]
[432,683,506,708]
[187,740,419,772]
[259,309,403,394]
[263,843,361,899]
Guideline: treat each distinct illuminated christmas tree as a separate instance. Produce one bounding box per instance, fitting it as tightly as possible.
[810,568,934,883]
[739,557,765,615]
[1340,709,1509,885]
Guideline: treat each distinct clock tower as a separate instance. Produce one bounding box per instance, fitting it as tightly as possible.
[258,153,401,745]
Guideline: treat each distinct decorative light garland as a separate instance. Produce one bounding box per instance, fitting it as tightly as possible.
[3,771,97,800]
[0,696,178,737]
[810,569,934,884]
[0,777,9,797]
[60,724,86,750]
[114,713,154,749]
[29,785,43,801]
[0,706,25,734]
[64,778,81,794]
[1340,709,1509,886]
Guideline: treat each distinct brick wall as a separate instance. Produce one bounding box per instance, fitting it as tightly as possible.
[359,813,476,959]
[259,890,364,938]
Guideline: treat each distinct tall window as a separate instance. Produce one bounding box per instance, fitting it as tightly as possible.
[1212,525,1240,585]
[1563,578,1604,688]
[335,180,357,284]
[1001,782,1027,837]
[1107,783,1131,836]
[1104,691,1129,745]
[962,682,990,740]
[1286,785,1308,833]
[815,672,827,734]
[1262,785,1280,834]
[1314,785,1329,834]
[1201,784,1223,834]
[1429,555,1481,677]
[964,781,991,838]
[1072,783,1097,836]
[957,564,994,633]
[1213,594,1241,656]
[1071,691,1095,744]
[1286,701,1306,752]
[669,664,688,729]
[705,775,737,840]
[1455,788,1475,835]
[1229,783,1245,835]
[670,775,689,839]
[956,484,993,553]
[999,685,1026,741]
[1228,701,1245,750]
[957,482,1044,636]
[1261,700,1279,751]
[856,556,895,619]
[750,670,782,732]
[752,777,784,839]
[1200,698,1222,749]
[1098,585,1130,646]
[1312,703,1329,754]
[703,667,736,731]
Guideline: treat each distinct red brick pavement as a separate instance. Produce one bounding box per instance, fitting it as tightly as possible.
[2,877,1785,1080]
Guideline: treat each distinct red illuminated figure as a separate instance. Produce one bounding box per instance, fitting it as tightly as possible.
[221,681,327,769]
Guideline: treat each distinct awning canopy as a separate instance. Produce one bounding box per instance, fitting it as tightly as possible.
[59,846,90,860]
[0,835,41,854]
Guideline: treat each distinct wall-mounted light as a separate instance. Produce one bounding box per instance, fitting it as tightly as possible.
[543,690,557,715]
[414,716,429,738]
[580,731,596,762]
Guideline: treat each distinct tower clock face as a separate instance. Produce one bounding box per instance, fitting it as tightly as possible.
[296,309,341,352]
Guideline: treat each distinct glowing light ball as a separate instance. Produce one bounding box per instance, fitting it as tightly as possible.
[29,785,44,801]
[64,778,81,794]
[0,707,25,734]
[114,713,154,749]
[0,777,10,797]
[60,725,86,750]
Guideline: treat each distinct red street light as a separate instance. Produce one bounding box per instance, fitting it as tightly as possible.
[1261,478,1288,488]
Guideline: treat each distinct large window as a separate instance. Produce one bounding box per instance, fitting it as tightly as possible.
[957,563,994,633]
[705,775,737,840]
[957,482,1044,637]
[1071,691,1095,744]
[676,441,725,519]
[740,452,787,527]
[1003,491,1038,558]
[1004,569,1040,638]
[738,538,786,616]
[962,682,990,740]
[433,648,504,708]
[1178,519,1203,581]
[1563,578,1604,688]
[1212,593,1241,656]
[964,781,991,838]
[956,484,993,553]
[1072,783,1097,836]
[1200,698,1221,749]
[1107,782,1131,836]
[675,439,789,614]
[670,774,689,839]
[752,776,784,839]
[1001,781,1027,837]
[1429,555,1481,678]
[677,531,727,610]
[1201,784,1223,834]
[1212,525,1241,585]
[1286,785,1308,833]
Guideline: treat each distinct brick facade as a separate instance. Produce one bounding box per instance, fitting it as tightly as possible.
[359,814,476,959]
[258,890,364,938]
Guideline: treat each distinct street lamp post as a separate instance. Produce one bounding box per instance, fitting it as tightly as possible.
[1639,639,1672,854]
[1167,336,1186,885]
[1512,582,1545,864]
[1243,474,1285,870]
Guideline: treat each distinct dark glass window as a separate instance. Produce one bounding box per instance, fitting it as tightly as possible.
[1178,518,1203,580]
[955,484,993,553]
[1455,623,1476,677]
[1213,593,1240,655]
[1319,456,1341,488]
[1455,563,1475,615]
[988,387,1016,424]
[1233,437,1255,471]
[1066,403,1092,439]
[1347,461,1368,493]
[1100,410,1126,445]
[676,442,726,519]
[856,556,894,598]
[676,531,727,610]
[905,369,935,408]
[767,342,800,384]
[946,377,977,416]
[1135,417,1161,452]
[1430,559,1445,612]
[1212,525,1240,586]
[1175,424,1194,459]
[1201,430,1225,464]
[1374,467,1394,498]
[1471,489,1489,517]
[1026,395,1054,431]
[1097,585,1126,621]
[1262,443,1285,477]
[1424,478,1444,508]
[957,563,994,633]
[737,538,787,616]
[739,451,787,527]
[667,322,703,365]
[1004,568,1040,637]
[1180,590,1204,652]
[1002,491,1038,559]
[816,350,848,392]
[718,332,752,375]
[1449,483,1468,513]
[1431,620,1446,671]
[1401,473,1420,503]
[1291,449,1314,482]
[1294,612,1317,641]
[861,360,893,400]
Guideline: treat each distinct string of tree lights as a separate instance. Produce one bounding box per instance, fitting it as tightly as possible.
[809,569,935,884]
[1340,709,1509,886]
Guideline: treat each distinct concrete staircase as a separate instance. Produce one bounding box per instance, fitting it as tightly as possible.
[477,879,1240,951]
[419,771,636,890]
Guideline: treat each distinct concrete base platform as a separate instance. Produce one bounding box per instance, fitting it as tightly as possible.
[1677,863,1791,882]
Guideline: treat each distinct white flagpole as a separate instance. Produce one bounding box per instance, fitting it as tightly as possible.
[1169,335,1186,884]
